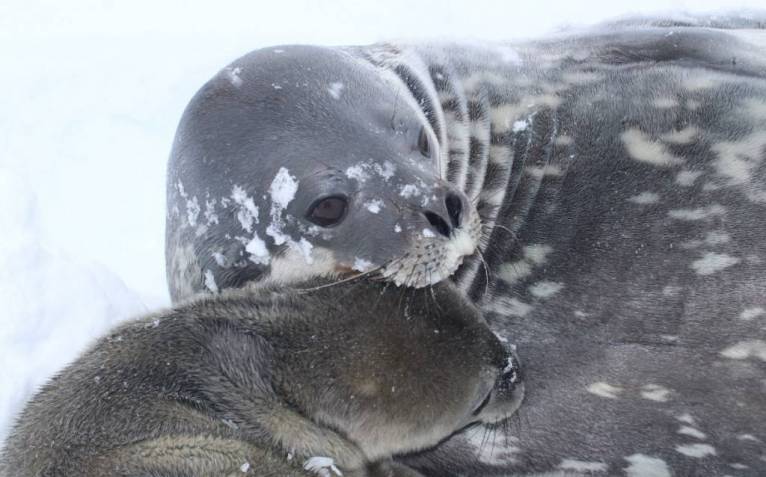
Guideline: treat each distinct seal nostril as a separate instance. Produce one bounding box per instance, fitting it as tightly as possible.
[445,193,462,229]
[500,354,522,385]
[424,211,452,238]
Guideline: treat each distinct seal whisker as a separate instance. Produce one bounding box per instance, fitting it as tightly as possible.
[426,267,441,314]
[402,259,420,289]
[427,282,444,315]
[482,425,494,460]
[475,248,491,297]
[491,223,521,246]
[295,267,383,292]
[372,280,394,311]
[489,424,499,460]
[502,417,511,447]
[467,425,487,466]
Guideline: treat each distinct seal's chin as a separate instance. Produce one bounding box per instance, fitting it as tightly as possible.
[380,226,479,287]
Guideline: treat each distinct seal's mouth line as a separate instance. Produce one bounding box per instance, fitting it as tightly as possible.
[472,389,493,416]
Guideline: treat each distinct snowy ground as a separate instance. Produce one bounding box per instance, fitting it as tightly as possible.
[1,0,762,443]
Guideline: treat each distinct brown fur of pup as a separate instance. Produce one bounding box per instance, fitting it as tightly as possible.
[1,279,520,476]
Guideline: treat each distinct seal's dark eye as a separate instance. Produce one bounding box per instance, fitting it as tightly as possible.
[306,196,348,227]
[418,126,431,158]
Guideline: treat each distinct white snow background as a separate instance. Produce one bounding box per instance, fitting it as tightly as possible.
[1,0,763,442]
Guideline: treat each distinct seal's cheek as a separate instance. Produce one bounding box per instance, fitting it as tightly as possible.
[321,207,412,273]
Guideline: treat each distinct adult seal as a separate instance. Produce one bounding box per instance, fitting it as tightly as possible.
[166,14,766,476]
[0,279,523,476]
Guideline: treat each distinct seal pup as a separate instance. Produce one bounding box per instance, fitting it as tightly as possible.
[0,279,523,476]
[166,13,766,476]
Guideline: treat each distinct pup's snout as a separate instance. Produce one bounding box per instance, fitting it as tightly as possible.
[486,338,523,388]
[473,343,525,424]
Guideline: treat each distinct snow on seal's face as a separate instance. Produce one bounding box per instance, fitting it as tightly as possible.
[166,44,481,301]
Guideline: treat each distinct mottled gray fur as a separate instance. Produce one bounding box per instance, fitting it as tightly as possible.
[165,12,766,476]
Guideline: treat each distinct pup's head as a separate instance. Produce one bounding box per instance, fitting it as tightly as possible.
[267,280,523,462]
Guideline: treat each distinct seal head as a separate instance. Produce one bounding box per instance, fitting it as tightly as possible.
[166,45,481,302]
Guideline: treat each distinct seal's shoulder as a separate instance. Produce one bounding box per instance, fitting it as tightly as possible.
[533,12,766,78]
[595,11,766,30]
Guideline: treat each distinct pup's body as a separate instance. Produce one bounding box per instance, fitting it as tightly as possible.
[0,280,521,476]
